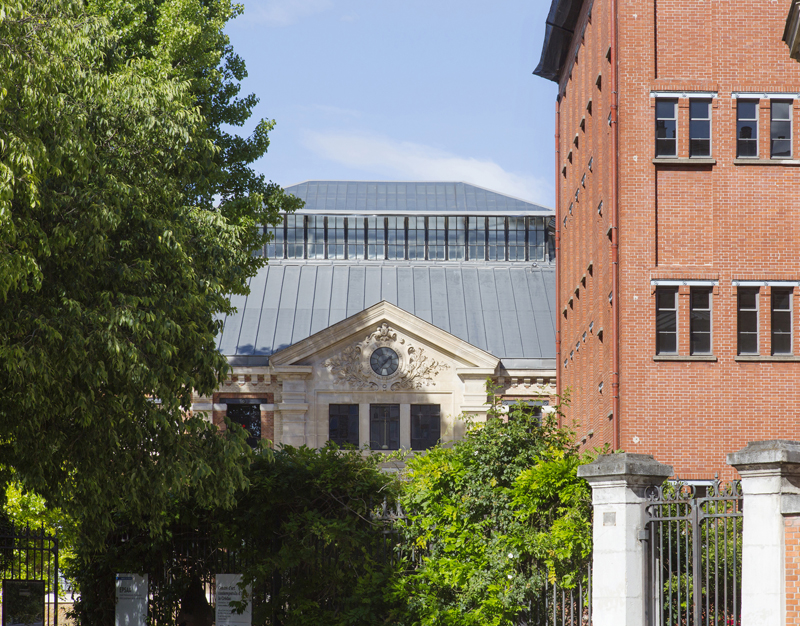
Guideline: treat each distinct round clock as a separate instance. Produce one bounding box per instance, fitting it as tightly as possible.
[370,347,399,376]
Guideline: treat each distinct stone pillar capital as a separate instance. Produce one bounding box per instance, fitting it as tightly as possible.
[727,439,800,626]
[578,453,673,487]
[579,453,672,626]
[728,439,800,479]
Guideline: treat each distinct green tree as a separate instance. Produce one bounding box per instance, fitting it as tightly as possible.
[395,393,593,626]
[68,445,403,626]
[0,0,299,544]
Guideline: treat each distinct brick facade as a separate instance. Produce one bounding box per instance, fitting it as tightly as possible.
[787,515,800,625]
[548,0,800,478]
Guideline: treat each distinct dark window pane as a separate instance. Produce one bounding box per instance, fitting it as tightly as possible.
[690,100,710,119]
[691,290,709,309]
[738,288,759,355]
[690,288,712,355]
[739,289,758,309]
[690,139,711,157]
[738,100,757,119]
[329,404,359,447]
[737,310,758,330]
[739,333,758,355]
[690,120,710,139]
[737,121,757,139]
[656,100,676,118]
[657,310,677,333]
[773,333,792,355]
[657,332,677,355]
[656,119,677,139]
[772,101,791,119]
[691,333,711,355]
[737,138,758,157]
[227,404,262,449]
[656,287,678,355]
[772,140,792,158]
[771,120,791,140]
[657,289,676,309]
[774,291,791,310]
[771,289,792,355]
[370,404,400,450]
[411,405,441,450]
[773,311,791,334]
[656,139,677,156]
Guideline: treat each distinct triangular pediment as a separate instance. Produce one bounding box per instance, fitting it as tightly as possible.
[269,301,500,370]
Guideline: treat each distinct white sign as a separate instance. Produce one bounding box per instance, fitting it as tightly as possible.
[115,573,147,626]
[215,574,251,626]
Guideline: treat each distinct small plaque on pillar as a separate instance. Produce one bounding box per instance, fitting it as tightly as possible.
[603,512,616,526]
[2,580,45,626]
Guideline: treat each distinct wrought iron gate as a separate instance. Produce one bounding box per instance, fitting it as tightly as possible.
[642,480,742,626]
[0,523,61,625]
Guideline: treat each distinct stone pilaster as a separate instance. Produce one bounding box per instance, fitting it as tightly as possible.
[728,440,800,626]
[577,453,673,626]
[272,366,313,447]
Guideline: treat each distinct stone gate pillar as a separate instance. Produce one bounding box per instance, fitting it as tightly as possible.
[577,453,673,626]
[728,440,800,626]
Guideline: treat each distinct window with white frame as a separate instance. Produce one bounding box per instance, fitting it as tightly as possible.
[771,288,793,355]
[655,99,678,157]
[689,100,712,157]
[655,287,678,354]
[737,100,759,158]
[689,288,712,355]
[737,288,759,355]
[770,100,792,159]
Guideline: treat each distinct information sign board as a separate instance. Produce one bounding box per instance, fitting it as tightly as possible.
[215,574,251,626]
[115,573,148,626]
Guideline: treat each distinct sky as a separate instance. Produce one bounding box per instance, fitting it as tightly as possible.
[225,0,558,208]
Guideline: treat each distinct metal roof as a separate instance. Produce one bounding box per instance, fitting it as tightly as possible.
[218,262,556,369]
[534,0,585,83]
[284,181,553,216]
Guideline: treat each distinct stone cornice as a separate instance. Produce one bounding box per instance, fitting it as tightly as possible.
[269,300,500,370]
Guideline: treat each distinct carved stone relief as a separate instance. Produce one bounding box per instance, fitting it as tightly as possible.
[324,323,449,391]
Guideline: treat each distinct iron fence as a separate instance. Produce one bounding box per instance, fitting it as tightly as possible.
[520,562,592,626]
[643,480,742,626]
[0,523,60,625]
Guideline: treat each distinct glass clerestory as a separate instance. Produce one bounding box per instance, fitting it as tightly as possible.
[264,215,552,262]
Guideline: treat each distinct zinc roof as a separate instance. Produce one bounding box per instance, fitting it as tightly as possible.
[284,181,553,216]
[218,262,556,369]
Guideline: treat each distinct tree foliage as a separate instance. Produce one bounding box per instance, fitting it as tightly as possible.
[69,445,403,626]
[227,445,404,626]
[395,394,593,626]
[0,0,299,543]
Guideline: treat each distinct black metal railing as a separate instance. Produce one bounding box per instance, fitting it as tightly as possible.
[0,523,61,625]
[643,480,742,626]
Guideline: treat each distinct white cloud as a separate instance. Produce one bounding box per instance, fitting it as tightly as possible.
[303,130,553,206]
[243,0,332,26]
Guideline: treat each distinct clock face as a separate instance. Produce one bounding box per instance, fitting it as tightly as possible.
[370,347,399,376]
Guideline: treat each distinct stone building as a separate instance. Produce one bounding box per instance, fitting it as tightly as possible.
[192,181,557,451]
[535,0,800,478]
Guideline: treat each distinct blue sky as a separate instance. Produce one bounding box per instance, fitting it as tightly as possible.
[225,0,558,207]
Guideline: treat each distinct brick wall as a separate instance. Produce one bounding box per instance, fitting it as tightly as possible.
[787,515,800,624]
[557,0,616,450]
[554,0,800,477]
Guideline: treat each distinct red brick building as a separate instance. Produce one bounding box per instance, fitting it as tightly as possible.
[535,0,800,478]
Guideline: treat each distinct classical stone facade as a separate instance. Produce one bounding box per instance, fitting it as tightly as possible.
[194,182,558,451]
